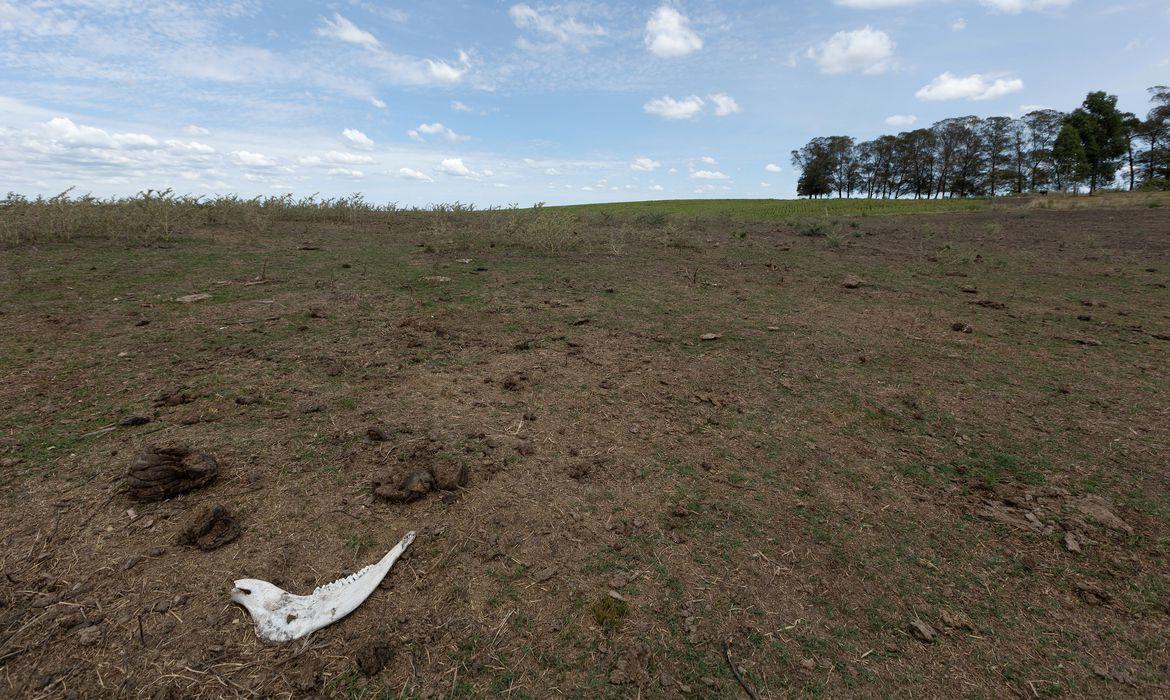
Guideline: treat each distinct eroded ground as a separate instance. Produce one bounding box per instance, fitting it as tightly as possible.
[1,204,1169,698]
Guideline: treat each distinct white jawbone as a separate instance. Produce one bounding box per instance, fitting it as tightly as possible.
[232,530,416,643]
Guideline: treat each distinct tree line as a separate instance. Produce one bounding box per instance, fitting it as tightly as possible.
[791,87,1170,199]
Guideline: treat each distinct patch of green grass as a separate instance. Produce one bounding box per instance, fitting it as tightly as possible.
[590,595,629,630]
[553,197,990,221]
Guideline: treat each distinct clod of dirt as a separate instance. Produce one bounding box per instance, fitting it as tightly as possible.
[533,567,558,584]
[842,274,862,289]
[1076,581,1112,606]
[154,388,194,407]
[431,462,469,491]
[1077,314,1092,322]
[119,415,151,427]
[1064,531,1082,553]
[960,285,978,294]
[355,641,394,676]
[972,300,1006,310]
[367,426,389,442]
[179,505,242,551]
[174,293,211,303]
[699,333,722,341]
[75,625,102,646]
[373,468,434,504]
[502,372,529,391]
[422,276,451,283]
[908,619,937,643]
[951,322,973,333]
[127,446,219,502]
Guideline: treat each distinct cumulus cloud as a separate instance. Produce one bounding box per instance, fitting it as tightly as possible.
[181,125,210,137]
[643,95,705,120]
[764,163,782,173]
[951,18,968,31]
[439,157,477,177]
[885,114,918,127]
[407,122,470,142]
[708,93,742,116]
[341,128,374,150]
[230,150,277,168]
[298,151,375,167]
[451,100,473,112]
[644,5,702,58]
[915,72,1023,101]
[631,157,661,171]
[316,14,380,49]
[509,3,606,50]
[326,168,365,178]
[690,170,729,180]
[809,26,895,75]
[370,97,387,109]
[399,167,433,182]
[43,117,158,150]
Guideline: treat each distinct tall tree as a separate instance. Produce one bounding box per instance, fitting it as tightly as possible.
[1052,123,1089,192]
[1023,109,1064,191]
[982,116,1015,196]
[1065,91,1127,193]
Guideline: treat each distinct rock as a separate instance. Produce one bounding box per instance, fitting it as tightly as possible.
[174,293,211,303]
[119,416,151,427]
[960,285,978,294]
[1073,495,1133,534]
[938,609,973,631]
[179,505,242,551]
[154,388,194,407]
[951,322,973,333]
[355,641,394,676]
[533,567,558,584]
[431,461,469,492]
[699,333,722,341]
[1064,531,1082,553]
[908,619,936,643]
[127,446,219,501]
[800,658,817,670]
[842,274,862,289]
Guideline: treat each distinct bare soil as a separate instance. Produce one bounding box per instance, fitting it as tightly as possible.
[1,204,1169,698]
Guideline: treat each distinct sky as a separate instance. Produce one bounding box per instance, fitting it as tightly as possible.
[1,1,1168,206]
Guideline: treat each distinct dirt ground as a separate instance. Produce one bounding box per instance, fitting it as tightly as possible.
[1,202,1169,698]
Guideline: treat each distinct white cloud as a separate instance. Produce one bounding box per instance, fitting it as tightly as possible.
[631,157,661,171]
[407,122,470,143]
[341,128,374,150]
[165,140,215,154]
[834,0,924,7]
[370,97,387,109]
[299,151,374,167]
[760,182,772,187]
[885,114,918,127]
[951,18,968,31]
[765,163,782,173]
[399,167,433,182]
[181,124,210,137]
[649,184,664,191]
[0,2,77,36]
[916,72,1023,101]
[317,14,380,49]
[691,170,729,180]
[544,167,561,175]
[451,100,473,112]
[699,156,717,165]
[1019,104,1046,113]
[644,95,705,120]
[509,3,606,50]
[708,93,742,116]
[809,26,895,75]
[326,168,365,178]
[644,5,702,58]
[231,150,277,168]
[439,157,477,177]
[43,117,158,150]
[979,0,1072,13]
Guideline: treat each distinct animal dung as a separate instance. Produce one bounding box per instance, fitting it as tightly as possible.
[127,446,219,501]
[179,505,241,551]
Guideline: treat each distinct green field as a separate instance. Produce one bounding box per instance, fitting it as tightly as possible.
[552,196,992,219]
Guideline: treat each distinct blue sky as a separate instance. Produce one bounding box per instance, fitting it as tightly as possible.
[1,0,1168,206]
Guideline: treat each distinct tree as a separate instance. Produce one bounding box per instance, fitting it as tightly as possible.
[791,138,834,198]
[1121,112,1140,191]
[1143,86,1170,183]
[1065,91,1127,193]
[982,116,1015,196]
[1023,109,1065,191]
[1052,123,1089,192]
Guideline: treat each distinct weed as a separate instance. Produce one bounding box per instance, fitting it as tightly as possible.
[590,595,629,630]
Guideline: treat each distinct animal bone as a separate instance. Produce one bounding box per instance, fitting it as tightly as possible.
[231,530,415,643]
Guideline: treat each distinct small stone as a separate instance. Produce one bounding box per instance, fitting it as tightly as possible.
[533,567,558,584]
[951,322,973,334]
[800,658,816,670]
[908,619,936,643]
[119,416,151,427]
[76,625,102,646]
[607,590,627,602]
[175,293,211,303]
[960,285,978,294]
[699,333,722,341]
[1064,531,1082,553]
[842,274,862,289]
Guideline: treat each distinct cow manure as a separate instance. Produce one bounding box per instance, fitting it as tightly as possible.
[127,446,219,501]
[179,505,241,551]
